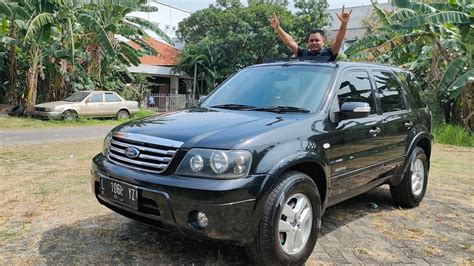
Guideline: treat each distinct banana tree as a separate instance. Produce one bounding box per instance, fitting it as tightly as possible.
[0,1,29,105]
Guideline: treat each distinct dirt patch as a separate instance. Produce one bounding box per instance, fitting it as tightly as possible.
[0,142,473,264]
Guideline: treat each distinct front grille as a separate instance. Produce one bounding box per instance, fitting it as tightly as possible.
[107,132,183,174]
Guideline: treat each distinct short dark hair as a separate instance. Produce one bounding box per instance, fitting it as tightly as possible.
[306,30,325,42]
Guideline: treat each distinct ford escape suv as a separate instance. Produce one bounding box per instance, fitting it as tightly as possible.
[91,60,433,265]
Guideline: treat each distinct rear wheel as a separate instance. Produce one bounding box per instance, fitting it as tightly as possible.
[116,109,130,119]
[246,171,321,265]
[61,110,78,121]
[390,147,428,208]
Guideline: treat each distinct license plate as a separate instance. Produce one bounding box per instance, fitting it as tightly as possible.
[100,177,138,210]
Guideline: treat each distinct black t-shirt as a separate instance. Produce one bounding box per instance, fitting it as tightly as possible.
[297,47,337,62]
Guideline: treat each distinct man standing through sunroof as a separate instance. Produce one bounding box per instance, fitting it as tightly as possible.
[270,6,352,62]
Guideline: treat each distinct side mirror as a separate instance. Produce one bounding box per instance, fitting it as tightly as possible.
[339,101,371,120]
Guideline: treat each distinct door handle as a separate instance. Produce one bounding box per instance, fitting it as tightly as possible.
[369,127,381,137]
[405,121,413,128]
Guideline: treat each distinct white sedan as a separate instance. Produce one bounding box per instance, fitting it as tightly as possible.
[34,91,139,120]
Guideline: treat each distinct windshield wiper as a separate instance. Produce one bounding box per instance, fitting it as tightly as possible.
[250,105,310,113]
[209,104,257,110]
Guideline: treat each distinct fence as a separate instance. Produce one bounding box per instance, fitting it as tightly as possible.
[146,94,199,112]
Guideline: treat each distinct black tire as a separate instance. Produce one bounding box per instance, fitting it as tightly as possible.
[8,105,24,117]
[116,109,130,119]
[390,147,429,208]
[61,110,78,121]
[246,170,321,265]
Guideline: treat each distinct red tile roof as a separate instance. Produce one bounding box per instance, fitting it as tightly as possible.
[127,38,180,66]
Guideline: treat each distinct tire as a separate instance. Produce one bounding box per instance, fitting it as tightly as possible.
[116,109,130,119]
[246,170,321,265]
[61,110,78,121]
[8,105,24,117]
[390,147,429,208]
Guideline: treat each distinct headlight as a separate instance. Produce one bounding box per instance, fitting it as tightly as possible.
[176,149,252,179]
[102,132,112,155]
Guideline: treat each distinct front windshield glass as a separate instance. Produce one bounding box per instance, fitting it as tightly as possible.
[201,65,335,113]
[64,91,90,102]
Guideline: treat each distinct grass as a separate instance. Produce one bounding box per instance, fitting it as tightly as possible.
[434,124,474,147]
[0,109,157,130]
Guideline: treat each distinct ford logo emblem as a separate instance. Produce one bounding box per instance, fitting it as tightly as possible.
[124,147,140,159]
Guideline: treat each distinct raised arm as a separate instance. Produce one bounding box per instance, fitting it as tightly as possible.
[270,13,299,56]
[332,5,352,54]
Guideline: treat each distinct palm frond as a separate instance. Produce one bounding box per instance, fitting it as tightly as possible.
[78,13,116,58]
[24,12,54,42]
[425,11,470,25]
[345,35,386,56]
[447,69,474,99]
[119,42,141,66]
[125,16,173,44]
[439,57,467,92]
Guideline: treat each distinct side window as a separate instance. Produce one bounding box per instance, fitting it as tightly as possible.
[373,71,406,113]
[105,93,121,102]
[89,93,103,103]
[337,71,376,114]
[397,71,424,108]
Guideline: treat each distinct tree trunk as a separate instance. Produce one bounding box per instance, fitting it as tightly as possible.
[25,45,42,113]
[7,19,19,105]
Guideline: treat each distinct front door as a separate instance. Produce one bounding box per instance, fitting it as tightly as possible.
[328,70,385,200]
[82,92,104,117]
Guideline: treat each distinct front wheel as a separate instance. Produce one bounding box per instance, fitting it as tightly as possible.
[247,171,321,265]
[390,147,429,208]
[61,110,78,121]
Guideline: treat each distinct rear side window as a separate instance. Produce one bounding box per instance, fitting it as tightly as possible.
[397,71,424,108]
[105,93,121,102]
[89,93,103,103]
[337,71,376,114]
[373,71,406,113]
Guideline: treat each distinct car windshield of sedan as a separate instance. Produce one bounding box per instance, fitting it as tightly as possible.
[64,91,91,102]
[200,65,335,113]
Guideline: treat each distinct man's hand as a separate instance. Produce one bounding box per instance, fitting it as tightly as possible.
[269,13,280,30]
[336,5,352,24]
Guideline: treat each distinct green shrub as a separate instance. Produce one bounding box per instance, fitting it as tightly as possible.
[434,124,474,147]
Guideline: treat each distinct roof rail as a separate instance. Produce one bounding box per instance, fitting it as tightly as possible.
[264,56,332,63]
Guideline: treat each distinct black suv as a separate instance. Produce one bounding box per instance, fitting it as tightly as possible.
[91,61,433,265]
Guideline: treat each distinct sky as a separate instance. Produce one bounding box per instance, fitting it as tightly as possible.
[157,0,389,13]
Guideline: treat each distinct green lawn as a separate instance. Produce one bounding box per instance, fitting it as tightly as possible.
[0,109,157,130]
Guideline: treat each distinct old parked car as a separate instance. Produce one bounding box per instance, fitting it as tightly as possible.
[34,91,139,120]
[91,60,433,265]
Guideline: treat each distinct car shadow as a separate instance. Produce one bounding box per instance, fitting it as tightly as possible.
[38,187,397,264]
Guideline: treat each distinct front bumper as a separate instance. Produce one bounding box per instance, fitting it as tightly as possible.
[91,153,270,245]
[33,110,62,119]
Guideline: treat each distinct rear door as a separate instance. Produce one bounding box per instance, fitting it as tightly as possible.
[104,92,123,117]
[371,70,414,174]
[328,69,385,199]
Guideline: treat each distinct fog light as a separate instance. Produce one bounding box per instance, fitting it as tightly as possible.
[195,211,209,228]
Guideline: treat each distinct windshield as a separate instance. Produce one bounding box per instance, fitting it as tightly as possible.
[64,91,90,102]
[201,65,335,113]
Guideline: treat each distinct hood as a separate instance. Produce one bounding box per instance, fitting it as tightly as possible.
[35,101,75,108]
[113,107,311,149]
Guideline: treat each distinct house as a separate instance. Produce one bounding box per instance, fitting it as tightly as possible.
[126,1,192,95]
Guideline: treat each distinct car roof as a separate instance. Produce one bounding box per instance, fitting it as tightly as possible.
[250,60,406,72]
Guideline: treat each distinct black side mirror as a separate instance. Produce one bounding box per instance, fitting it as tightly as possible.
[339,101,371,120]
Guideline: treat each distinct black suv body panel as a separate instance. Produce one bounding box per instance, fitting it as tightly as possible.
[91,62,433,246]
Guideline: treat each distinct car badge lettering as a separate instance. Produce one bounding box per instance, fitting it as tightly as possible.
[124,147,140,159]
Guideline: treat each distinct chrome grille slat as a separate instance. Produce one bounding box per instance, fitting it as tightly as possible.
[110,146,171,162]
[109,153,167,169]
[111,140,176,156]
[107,134,183,174]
